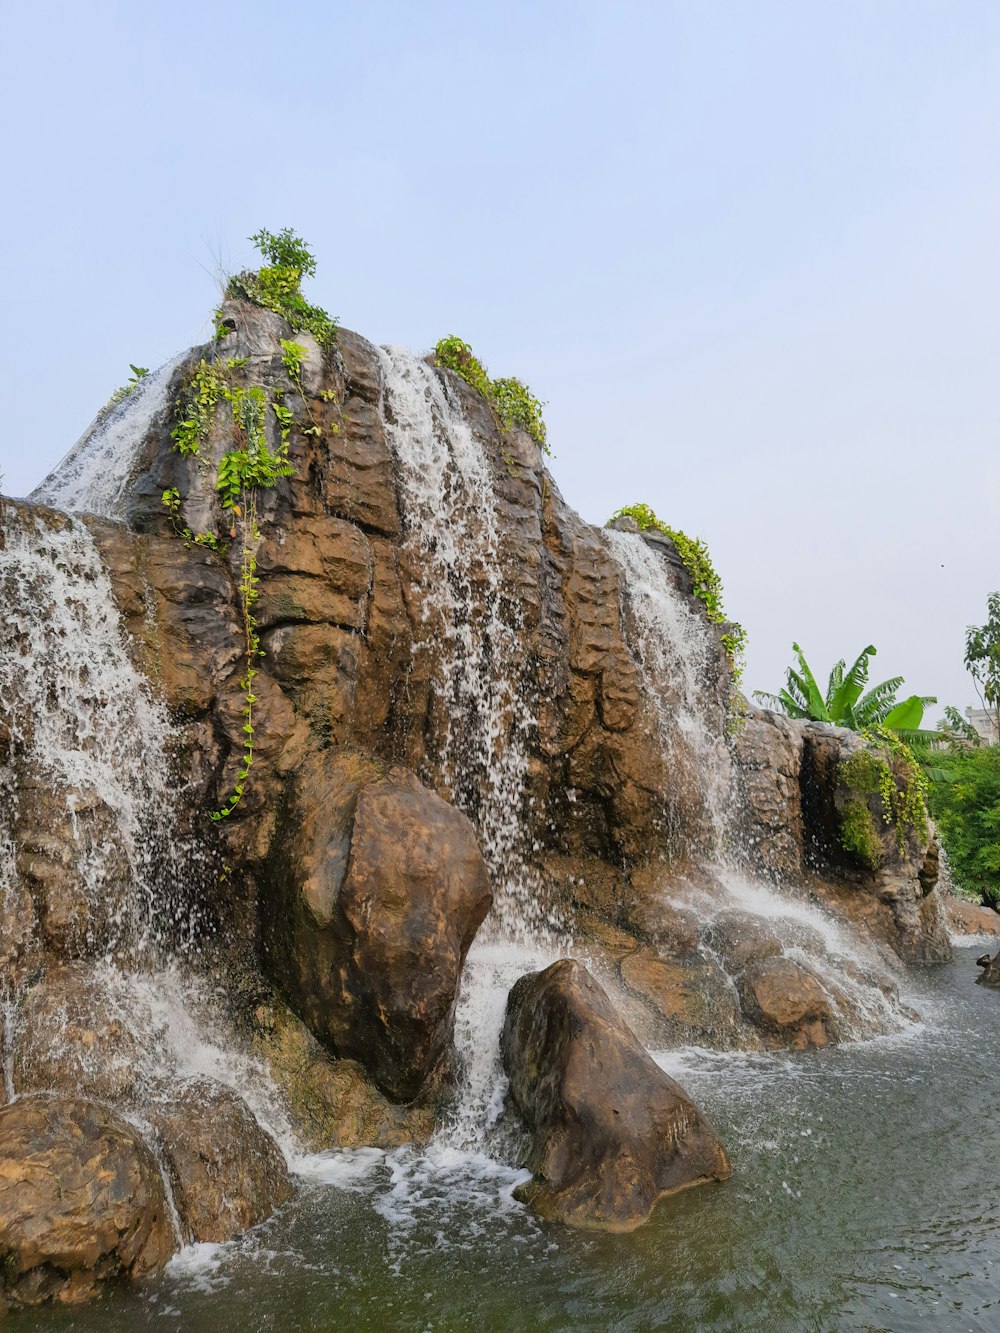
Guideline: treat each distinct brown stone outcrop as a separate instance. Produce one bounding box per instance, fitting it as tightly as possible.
[146,1077,293,1243]
[0,1097,176,1310]
[501,960,731,1232]
[262,751,492,1102]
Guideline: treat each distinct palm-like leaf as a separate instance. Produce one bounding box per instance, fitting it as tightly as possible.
[791,643,830,722]
[855,676,906,725]
[826,658,845,704]
[882,694,937,731]
[752,688,811,719]
[827,645,877,726]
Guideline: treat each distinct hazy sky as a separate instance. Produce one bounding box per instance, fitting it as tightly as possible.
[2,1,997,715]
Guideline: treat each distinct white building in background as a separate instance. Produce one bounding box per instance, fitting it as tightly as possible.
[966,706,999,745]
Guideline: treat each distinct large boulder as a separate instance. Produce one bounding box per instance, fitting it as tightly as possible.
[501,959,731,1232]
[145,1077,292,1243]
[0,1096,176,1310]
[262,751,492,1102]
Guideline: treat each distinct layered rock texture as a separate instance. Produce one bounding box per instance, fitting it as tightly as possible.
[502,960,731,1230]
[0,296,956,1299]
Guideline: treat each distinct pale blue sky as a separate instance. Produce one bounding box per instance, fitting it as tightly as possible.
[2,1,998,713]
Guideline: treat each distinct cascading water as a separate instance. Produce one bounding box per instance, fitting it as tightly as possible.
[377,346,558,1150]
[604,526,732,852]
[603,527,913,1041]
[0,500,299,1213]
[30,352,185,519]
[0,508,198,960]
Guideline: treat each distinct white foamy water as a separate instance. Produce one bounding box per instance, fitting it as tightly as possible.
[377,345,550,943]
[0,501,300,1223]
[0,507,201,957]
[30,353,184,519]
[604,526,732,849]
[378,346,568,1148]
[604,525,913,1041]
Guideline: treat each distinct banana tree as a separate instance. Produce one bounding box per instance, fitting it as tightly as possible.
[753,643,936,734]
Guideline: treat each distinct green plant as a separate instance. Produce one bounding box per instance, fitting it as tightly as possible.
[102,363,149,414]
[490,377,547,450]
[226,229,337,348]
[965,593,1000,739]
[840,725,929,862]
[913,737,1000,904]
[753,643,936,735]
[433,336,550,453]
[608,503,747,685]
[164,348,299,819]
[161,487,224,552]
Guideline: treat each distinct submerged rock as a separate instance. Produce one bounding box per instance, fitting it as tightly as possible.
[263,751,492,1102]
[0,1096,176,1310]
[501,959,731,1232]
[146,1077,292,1244]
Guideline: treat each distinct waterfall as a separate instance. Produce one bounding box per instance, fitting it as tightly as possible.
[604,526,911,1041]
[604,526,732,852]
[0,506,197,960]
[30,353,184,519]
[378,347,558,1150]
[0,498,301,1175]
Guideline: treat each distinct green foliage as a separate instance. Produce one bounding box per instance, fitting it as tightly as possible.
[434,336,493,399]
[226,229,336,348]
[608,502,747,683]
[754,643,935,735]
[170,359,227,456]
[280,338,307,386]
[160,487,224,552]
[841,799,881,869]
[914,740,1000,904]
[965,592,1000,737]
[840,724,929,862]
[249,227,317,276]
[433,336,550,453]
[164,353,301,820]
[490,377,547,450]
[102,363,149,415]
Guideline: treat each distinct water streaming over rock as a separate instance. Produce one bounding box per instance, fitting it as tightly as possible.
[29,353,185,519]
[377,346,561,1149]
[604,526,912,1042]
[0,500,300,1187]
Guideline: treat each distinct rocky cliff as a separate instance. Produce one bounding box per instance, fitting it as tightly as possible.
[0,295,952,1302]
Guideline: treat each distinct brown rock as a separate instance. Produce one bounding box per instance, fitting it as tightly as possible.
[262,752,492,1102]
[0,1096,176,1309]
[946,896,1000,937]
[501,959,731,1232]
[618,949,743,1048]
[13,965,140,1102]
[249,997,436,1150]
[146,1078,292,1243]
[737,955,837,1049]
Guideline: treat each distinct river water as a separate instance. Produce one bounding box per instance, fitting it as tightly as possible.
[18,943,997,1333]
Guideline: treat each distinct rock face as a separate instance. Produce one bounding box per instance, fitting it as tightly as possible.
[501,960,731,1232]
[946,896,1000,938]
[146,1078,292,1243]
[736,709,952,965]
[0,1097,176,1310]
[262,752,492,1102]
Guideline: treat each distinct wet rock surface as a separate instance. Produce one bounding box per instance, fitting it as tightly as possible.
[501,959,731,1232]
[146,1077,293,1243]
[262,751,492,1102]
[0,1096,176,1310]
